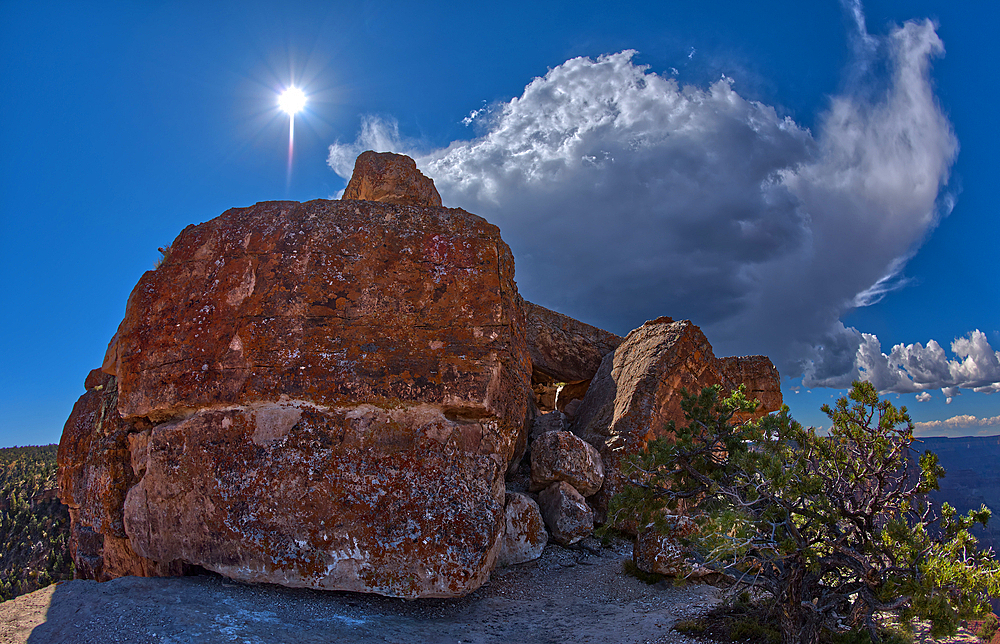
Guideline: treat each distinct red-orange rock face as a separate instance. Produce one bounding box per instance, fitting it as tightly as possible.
[104,200,527,424]
[571,317,781,524]
[70,197,531,598]
[718,355,782,421]
[342,151,442,207]
[57,369,183,581]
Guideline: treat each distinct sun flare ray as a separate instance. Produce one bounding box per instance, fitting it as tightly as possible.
[279,87,306,191]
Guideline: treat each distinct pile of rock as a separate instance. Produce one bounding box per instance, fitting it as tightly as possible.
[58,151,781,598]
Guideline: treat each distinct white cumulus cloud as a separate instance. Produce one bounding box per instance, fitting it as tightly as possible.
[915,392,932,402]
[842,330,1000,395]
[325,10,988,396]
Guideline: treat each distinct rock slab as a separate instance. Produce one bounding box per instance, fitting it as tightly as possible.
[1,545,725,644]
[523,301,623,384]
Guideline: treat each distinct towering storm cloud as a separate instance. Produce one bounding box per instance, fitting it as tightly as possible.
[328,14,999,398]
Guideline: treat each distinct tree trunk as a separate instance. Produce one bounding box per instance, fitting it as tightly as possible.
[779,603,821,644]
[779,563,821,644]
[849,592,880,643]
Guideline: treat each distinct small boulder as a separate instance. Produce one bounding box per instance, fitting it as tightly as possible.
[530,431,603,497]
[633,516,697,577]
[342,151,442,207]
[538,481,594,546]
[529,410,566,443]
[496,492,548,566]
[562,398,583,420]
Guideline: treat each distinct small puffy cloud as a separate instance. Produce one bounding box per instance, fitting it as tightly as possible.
[328,10,964,391]
[915,392,932,402]
[914,413,1000,437]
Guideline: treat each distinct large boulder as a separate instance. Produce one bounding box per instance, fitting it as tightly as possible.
[342,150,442,207]
[571,317,781,524]
[62,171,532,597]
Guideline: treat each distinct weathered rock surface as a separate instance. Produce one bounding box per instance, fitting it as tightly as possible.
[64,189,532,597]
[2,542,726,644]
[571,317,781,524]
[524,301,623,384]
[633,516,697,577]
[529,430,604,497]
[496,492,548,567]
[718,355,782,422]
[342,151,442,207]
[538,481,594,545]
[101,200,527,422]
[57,369,184,582]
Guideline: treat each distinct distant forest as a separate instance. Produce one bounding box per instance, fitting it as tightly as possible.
[0,444,73,600]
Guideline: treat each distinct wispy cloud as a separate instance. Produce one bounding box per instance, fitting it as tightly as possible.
[326,9,982,395]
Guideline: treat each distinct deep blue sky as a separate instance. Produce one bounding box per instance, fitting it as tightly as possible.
[1,0,997,446]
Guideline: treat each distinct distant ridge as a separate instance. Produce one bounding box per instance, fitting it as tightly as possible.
[914,435,1000,555]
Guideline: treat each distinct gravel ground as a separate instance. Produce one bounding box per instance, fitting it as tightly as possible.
[0,538,720,644]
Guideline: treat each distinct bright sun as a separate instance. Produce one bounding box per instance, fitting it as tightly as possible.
[278,87,306,114]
